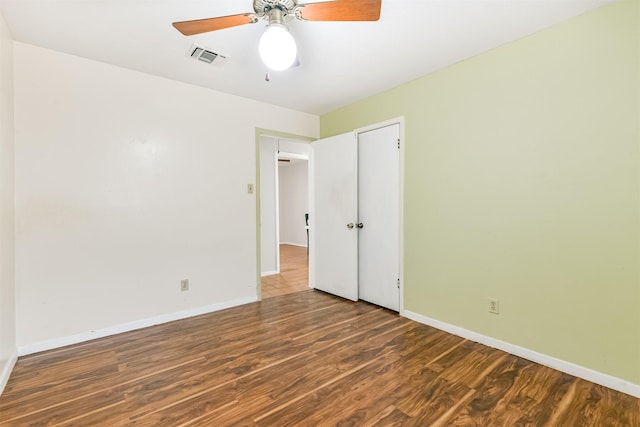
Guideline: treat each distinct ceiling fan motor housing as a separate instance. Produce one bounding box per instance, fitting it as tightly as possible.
[253,0,297,15]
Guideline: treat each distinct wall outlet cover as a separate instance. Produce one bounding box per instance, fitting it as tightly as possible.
[489,298,499,314]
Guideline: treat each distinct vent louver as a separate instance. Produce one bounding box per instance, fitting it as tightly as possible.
[187,44,229,65]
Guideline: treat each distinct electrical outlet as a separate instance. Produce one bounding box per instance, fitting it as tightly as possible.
[488,298,499,314]
[181,279,189,292]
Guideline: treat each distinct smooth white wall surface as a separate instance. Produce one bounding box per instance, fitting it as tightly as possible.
[279,161,308,246]
[13,42,319,349]
[278,140,310,157]
[259,136,278,275]
[0,10,16,392]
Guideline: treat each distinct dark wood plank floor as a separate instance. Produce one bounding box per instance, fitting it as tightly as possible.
[1,290,638,426]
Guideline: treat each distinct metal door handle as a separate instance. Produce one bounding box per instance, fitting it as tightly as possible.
[347,223,354,229]
[356,223,364,229]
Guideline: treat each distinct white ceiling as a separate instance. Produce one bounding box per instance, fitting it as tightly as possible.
[0,0,613,115]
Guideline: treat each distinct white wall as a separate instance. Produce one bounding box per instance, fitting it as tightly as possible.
[13,42,319,351]
[259,135,278,275]
[279,161,308,247]
[0,10,16,393]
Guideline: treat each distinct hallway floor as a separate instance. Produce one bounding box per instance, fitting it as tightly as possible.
[261,244,309,299]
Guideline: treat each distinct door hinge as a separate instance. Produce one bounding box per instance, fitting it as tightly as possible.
[397,139,400,149]
[397,278,400,288]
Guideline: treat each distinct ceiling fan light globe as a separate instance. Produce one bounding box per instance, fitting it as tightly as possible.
[259,24,297,71]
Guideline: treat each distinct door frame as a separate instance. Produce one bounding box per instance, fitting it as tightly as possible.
[354,117,405,314]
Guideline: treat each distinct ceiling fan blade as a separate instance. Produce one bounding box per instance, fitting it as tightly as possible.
[173,13,254,36]
[299,0,382,22]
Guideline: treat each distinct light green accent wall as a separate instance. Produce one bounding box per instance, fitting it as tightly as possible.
[321,0,639,385]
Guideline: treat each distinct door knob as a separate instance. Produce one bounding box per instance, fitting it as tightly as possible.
[347,223,354,229]
[356,223,364,229]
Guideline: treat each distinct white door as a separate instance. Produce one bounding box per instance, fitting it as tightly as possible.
[309,132,358,301]
[358,124,400,311]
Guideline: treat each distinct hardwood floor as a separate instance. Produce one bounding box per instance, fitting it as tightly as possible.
[261,244,309,299]
[1,290,638,426]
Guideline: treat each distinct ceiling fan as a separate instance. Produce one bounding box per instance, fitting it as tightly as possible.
[173,0,382,71]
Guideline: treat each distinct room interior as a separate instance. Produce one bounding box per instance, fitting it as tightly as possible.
[0,0,638,422]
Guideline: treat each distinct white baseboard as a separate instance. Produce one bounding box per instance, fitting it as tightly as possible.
[402,310,640,399]
[280,242,308,248]
[261,270,278,277]
[0,350,18,396]
[18,296,258,356]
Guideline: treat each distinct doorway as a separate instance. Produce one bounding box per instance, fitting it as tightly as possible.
[258,135,311,299]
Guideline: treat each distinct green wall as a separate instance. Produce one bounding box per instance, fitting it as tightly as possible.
[321,0,639,385]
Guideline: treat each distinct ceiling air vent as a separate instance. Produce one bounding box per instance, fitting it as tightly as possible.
[187,44,229,66]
